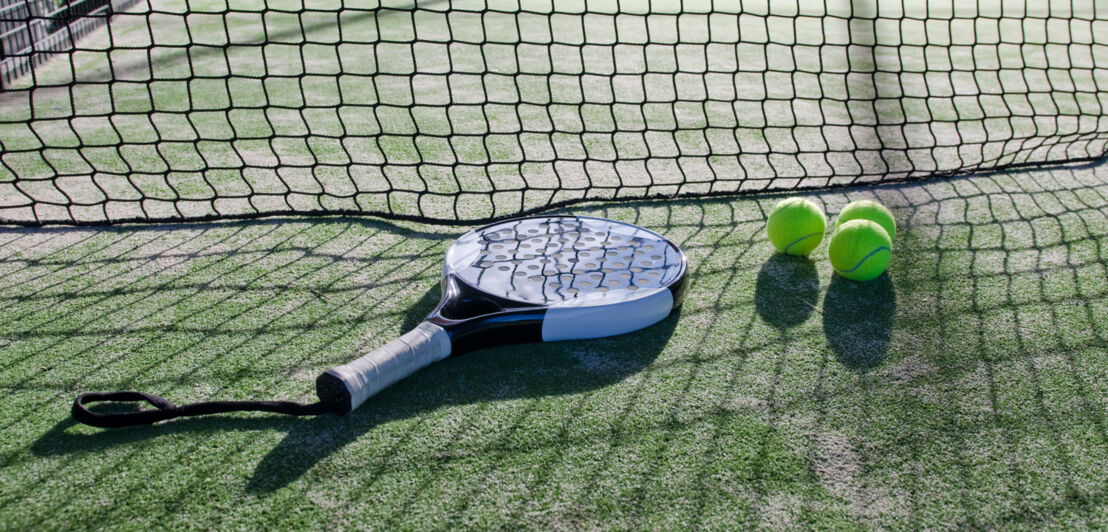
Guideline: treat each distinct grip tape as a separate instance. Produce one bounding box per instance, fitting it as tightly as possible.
[319,321,451,413]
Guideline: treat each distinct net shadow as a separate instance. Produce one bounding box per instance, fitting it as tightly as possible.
[9,163,1108,526]
[865,161,1108,527]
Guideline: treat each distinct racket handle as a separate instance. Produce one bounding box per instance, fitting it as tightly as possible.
[316,322,451,414]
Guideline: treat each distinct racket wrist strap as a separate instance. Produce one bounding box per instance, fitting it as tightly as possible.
[72,391,331,428]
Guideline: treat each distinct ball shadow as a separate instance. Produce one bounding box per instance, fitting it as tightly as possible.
[754,253,820,330]
[821,274,896,371]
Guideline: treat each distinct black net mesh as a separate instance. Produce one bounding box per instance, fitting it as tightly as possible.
[0,0,1105,226]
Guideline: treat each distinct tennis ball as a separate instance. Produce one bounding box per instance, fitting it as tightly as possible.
[828,219,892,281]
[835,200,896,242]
[766,198,826,256]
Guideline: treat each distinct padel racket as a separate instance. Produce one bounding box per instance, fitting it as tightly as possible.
[73,216,688,427]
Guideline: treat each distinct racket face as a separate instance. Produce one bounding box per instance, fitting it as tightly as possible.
[439,216,687,344]
[446,216,685,306]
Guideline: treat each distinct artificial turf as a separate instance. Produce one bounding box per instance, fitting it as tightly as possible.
[2,0,1107,527]
[1,161,1107,529]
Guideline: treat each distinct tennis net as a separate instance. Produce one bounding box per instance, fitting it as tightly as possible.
[1,0,1105,225]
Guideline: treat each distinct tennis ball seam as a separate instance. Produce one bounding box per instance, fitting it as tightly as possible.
[783,232,823,254]
[839,245,891,273]
[766,199,826,256]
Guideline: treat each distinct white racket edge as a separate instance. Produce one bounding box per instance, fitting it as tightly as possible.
[322,321,452,413]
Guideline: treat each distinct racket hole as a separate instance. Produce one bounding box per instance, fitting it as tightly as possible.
[591,274,602,280]
[540,259,552,264]
[628,285,639,291]
[648,272,660,278]
[579,281,591,287]
[492,244,504,249]
[635,279,649,284]
[606,280,620,286]
[619,273,631,279]
[597,287,609,292]
[631,267,643,273]
[496,255,507,260]
[549,282,561,288]
[514,272,526,277]
[479,261,493,268]
[544,270,557,275]
[641,261,653,266]
[560,274,572,280]
[528,265,539,270]
[512,259,523,265]
[644,245,655,249]
[651,255,662,260]
[584,263,597,269]
[529,276,543,282]
[613,262,625,267]
[567,288,579,294]
[520,243,530,249]
[498,266,510,271]
[602,268,613,273]
[572,269,585,274]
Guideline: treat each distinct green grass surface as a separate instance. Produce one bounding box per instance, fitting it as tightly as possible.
[2,161,1107,529]
[1,3,1106,527]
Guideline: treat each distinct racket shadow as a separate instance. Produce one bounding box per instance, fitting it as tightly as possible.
[30,284,680,493]
[246,289,682,492]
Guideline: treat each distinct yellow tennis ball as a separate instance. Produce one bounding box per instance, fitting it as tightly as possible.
[835,200,896,242]
[766,198,826,256]
[828,219,892,281]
